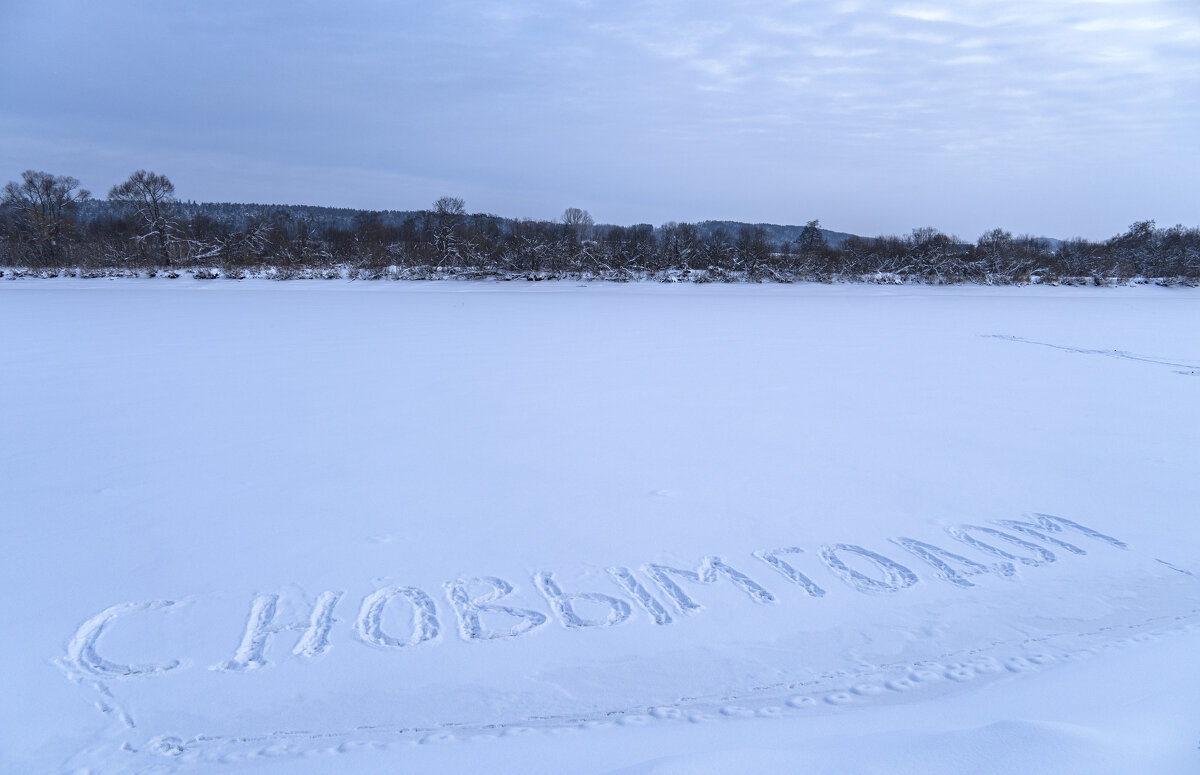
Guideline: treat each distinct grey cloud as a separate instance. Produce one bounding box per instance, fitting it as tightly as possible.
[1,0,1196,238]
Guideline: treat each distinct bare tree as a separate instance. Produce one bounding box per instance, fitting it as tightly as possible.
[975,227,1013,276]
[2,170,91,264]
[909,226,959,280]
[433,196,466,218]
[561,207,594,241]
[109,170,179,263]
[430,197,467,268]
[1110,220,1158,279]
[795,219,827,255]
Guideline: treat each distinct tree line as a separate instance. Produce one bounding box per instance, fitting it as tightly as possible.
[3,169,1198,284]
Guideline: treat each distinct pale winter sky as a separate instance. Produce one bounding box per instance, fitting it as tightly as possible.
[1,0,1197,239]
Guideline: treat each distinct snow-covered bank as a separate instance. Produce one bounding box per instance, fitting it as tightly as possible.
[2,281,1197,773]
[3,264,1199,286]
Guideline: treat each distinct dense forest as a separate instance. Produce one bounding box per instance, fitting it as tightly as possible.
[3,169,1198,284]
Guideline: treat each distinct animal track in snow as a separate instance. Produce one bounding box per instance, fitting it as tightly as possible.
[983,334,1200,375]
[95,610,1200,769]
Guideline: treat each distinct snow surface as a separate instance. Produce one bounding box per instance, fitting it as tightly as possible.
[1,279,1198,774]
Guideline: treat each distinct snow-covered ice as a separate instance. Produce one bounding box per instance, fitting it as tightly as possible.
[1,279,1198,774]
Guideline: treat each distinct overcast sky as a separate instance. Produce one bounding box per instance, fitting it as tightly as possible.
[2,0,1197,239]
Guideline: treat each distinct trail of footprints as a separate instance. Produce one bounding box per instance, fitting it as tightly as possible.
[983,334,1200,376]
[133,611,1200,768]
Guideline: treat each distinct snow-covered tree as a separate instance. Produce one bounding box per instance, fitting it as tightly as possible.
[109,170,179,263]
[561,207,594,241]
[1,170,90,264]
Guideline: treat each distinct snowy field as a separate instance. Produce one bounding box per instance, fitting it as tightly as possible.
[2,279,1199,775]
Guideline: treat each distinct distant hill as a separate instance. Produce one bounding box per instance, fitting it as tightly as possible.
[77,200,861,247]
[74,200,1073,249]
[688,220,857,248]
[76,200,426,231]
